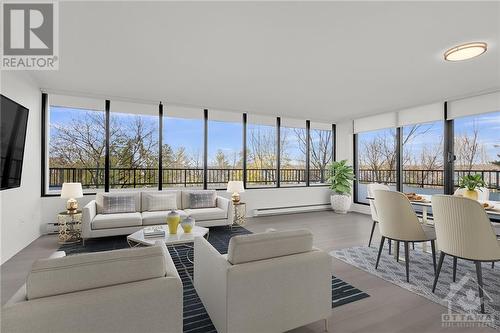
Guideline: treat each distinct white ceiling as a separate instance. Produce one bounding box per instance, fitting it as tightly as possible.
[31,1,500,123]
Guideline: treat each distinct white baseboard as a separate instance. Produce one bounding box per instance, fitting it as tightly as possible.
[252,203,331,217]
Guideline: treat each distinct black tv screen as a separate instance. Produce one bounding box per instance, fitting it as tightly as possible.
[0,94,29,190]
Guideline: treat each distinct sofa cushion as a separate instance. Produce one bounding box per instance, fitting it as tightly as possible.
[227,229,313,265]
[141,210,187,226]
[26,243,168,300]
[102,194,136,214]
[142,190,182,212]
[184,207,227,221]
[183,190,216,209]
[96,192,141,214]
[92,212,142,230]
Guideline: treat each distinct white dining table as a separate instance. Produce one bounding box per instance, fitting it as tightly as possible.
[366,194,500,260]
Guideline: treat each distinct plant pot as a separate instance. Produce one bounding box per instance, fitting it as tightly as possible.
[463,190,478,201]
[330,194,351,214]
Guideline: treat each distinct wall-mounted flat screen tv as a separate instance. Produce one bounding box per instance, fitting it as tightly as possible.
[1,94,29,190]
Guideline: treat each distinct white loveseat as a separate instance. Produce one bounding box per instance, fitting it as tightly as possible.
[82,190,231,242]
[2,243,183,333]
[194,229,332,333]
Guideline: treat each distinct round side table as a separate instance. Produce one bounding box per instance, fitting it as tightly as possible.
[57,210,82,244]
[232,202,246,227]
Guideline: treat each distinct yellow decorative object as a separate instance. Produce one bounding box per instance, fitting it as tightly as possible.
[166,211,180,234]
[463,190,478,201]
[181,216,195,233]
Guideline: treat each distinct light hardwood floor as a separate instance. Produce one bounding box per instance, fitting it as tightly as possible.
[1,211,494,332]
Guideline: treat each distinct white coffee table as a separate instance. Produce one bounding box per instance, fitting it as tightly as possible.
[127,225,209,247]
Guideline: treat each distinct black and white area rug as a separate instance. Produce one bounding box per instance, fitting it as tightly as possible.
[331,244,500,330]
[60,227,369,332]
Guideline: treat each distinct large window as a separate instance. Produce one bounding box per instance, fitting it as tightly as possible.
[454,111,500,200]
[280,119,306,186]
[309,124,334,185]
[47,97,105,193]
[207,111,243,189]
[402,121,444,195]
[44,94,335,194]
[246,116,277,187]
[109,102,159,189]
[355,128,397,204]
[162,107,204,188]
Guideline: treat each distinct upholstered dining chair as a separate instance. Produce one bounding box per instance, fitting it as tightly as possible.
[367,183,390,248]
[453,187,490,201]
[373,190,437,282]
[431,195,500,314]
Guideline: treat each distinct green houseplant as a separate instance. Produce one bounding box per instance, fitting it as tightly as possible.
[327,160,355,214]
[458,174,486,200]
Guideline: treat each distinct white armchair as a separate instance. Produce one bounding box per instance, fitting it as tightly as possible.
[194,229,332,333]
[2,243,183,333]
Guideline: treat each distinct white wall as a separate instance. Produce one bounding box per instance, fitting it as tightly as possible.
[0,72,43,264]
[335,120,370,215]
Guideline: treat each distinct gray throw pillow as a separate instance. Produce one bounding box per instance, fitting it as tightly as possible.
[102,195,136,214]
[189,191,217,209]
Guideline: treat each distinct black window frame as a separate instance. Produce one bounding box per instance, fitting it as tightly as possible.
[41,93,337,196]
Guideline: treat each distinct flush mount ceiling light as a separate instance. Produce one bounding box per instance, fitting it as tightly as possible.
[444,42,487,61]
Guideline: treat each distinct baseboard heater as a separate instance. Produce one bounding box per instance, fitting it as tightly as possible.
[253,203,331,217]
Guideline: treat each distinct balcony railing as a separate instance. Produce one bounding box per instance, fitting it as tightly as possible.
[357,168,500,190]
[48,167,328,190]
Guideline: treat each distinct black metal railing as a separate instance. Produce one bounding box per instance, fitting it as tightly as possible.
[357,168,500,190]
[48,167,329,189]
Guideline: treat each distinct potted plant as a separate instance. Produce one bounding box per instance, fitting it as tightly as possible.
[327,160,355,214]
[458,174,486,200]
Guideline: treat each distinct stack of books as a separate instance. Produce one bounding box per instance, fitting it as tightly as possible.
[143,226,166,238]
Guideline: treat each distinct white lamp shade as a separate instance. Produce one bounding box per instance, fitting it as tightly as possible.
[60,183,83,199]
[227,181,245,193]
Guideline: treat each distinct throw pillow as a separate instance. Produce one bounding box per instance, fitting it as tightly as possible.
[102,195,136,214]
[147,193,177,212]
[189,191,217,209]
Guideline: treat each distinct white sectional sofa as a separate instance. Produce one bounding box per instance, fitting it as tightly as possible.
[2,243,183,333]
[194,229,332,333]
[82,190,231,242]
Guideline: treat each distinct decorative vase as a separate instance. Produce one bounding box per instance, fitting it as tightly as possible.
[181,216,195,233]
[166,210,180,234]
[463,190,478,201]
[330,194,351,214]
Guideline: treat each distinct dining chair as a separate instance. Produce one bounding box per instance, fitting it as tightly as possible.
[453,187,490,201]
[431,195,500,313]
[367,183,390,248]
[373,190,437,282]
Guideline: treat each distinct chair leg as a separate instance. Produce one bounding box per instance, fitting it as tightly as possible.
[396,241,400,262]
[404,241,410,282]
[430,240,437,274]
[432,252,446,293]
[475,261,485,314]
[492,262,495,269]
[412,242,415,250]
[323,318,328,332]
[388,239,392,255]
[375,236,386,270]
[453,257,457,282]
[368,221,377,247]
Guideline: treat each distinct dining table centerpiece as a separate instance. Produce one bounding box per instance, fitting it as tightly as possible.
[458,174,486,200]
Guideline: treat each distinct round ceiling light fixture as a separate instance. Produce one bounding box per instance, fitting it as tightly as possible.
[444,42,487,61]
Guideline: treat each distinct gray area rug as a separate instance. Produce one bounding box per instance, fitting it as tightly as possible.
[331,244,500,330]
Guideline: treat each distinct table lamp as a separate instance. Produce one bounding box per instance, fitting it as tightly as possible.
[227,181,245,204]
[61,182,83,214]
